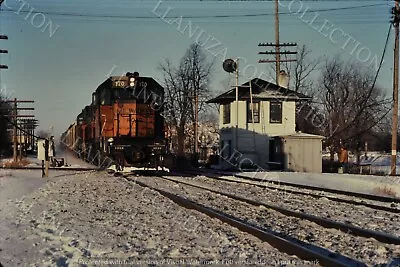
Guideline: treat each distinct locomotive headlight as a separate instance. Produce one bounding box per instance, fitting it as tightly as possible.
[108,138,114,143]
[129,77,135,87]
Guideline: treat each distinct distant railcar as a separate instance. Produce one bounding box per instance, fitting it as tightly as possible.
[62,72,167,169]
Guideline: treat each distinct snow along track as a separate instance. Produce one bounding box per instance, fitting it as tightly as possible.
[125,177,357,266]
[125,176,382,266]
[6,171,311,266]
[168,174,400,238]
[126,175,400,266]
[177,170,400,213]
[159,175,400,244]
[1,166,100,171]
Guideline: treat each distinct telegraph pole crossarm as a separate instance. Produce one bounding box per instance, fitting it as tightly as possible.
[0,34,7,69]
[258,42,297,46]
[258,51,298,55]
[259,59,298,63]
[6,99,36,162]
[1,107,34,111]
[5,100,34,103]
[258,0,297,86]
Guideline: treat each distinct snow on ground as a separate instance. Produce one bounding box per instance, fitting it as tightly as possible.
[323,151,400,175]
[240,171,400,198]
[0,169,91,266]
[358,153,400,175]
[0,149,97,169]
[58,149,100,169]
[107,165,170,173]
[0,170,304,267]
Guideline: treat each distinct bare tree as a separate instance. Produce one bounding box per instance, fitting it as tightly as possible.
[278,45,322,134]
[282,45,321,94]
[159,43,214,156]
[317,57,391,163]
[365,113,400,152]
[266,45,321,92]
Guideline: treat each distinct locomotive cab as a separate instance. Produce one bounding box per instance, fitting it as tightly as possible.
[93,72,166,169]
[65,72,167,170]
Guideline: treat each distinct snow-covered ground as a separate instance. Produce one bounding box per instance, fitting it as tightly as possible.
[1,162,399,266]
[0,170,302,266]
[138,175,400,266]
[107,165,170,173]
[0,169,95,266]
[240,171,400,198]
[359,153,400,176]
[323,151,400,175]
[0,149,97,169]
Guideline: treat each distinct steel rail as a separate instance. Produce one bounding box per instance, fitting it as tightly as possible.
[160,175,400,245]
[127,177,365,267]
[1,166,100,171]
[185,169,400,204]
[175,170,400,214]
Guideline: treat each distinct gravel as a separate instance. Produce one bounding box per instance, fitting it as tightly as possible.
[180,175,400,237]
[136,175,400,266]
[3,171,309,267]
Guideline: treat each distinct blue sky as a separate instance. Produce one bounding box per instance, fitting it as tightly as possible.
[0,0,397,137]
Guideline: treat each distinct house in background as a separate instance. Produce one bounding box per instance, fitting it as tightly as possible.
[207,78,324,173]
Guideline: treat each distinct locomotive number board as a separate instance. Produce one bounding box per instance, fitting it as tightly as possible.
[112,79,148,89]
[113,79,128,88]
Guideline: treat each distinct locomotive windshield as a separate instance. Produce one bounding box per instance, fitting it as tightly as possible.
[113,88,134,101]
[107,76,164,105]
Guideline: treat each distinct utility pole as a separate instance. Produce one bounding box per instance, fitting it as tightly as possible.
[194,87,199,164]
[391,0,399,176]
[17,118,38,150]
[235,58,239,153]
[0,35,7,70]
[258,2,297,86]
[274,0,280,83]
[13,98,17,161]
[0,0,8,86]
[4,99,35,162]
[0,1,12,158]
[222,58,239,159]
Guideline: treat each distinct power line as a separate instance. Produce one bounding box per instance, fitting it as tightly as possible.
[2,114,42,140]
[0,15,391,24]
[0,3,385,20]
[144,0,390,1]
[371,23,393,91]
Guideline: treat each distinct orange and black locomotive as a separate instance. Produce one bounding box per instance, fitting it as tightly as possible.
[62,72,166,169]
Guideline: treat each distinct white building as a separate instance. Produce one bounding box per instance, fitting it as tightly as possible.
[207,78,324,172]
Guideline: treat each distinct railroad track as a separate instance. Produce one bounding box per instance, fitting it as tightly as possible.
[124,174,366,267]
[204,170,400,203]
[177,170,400,214]
[158,175,400,245]
[1,166,101,171]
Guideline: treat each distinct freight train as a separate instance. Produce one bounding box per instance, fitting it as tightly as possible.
[62,72,167,170]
